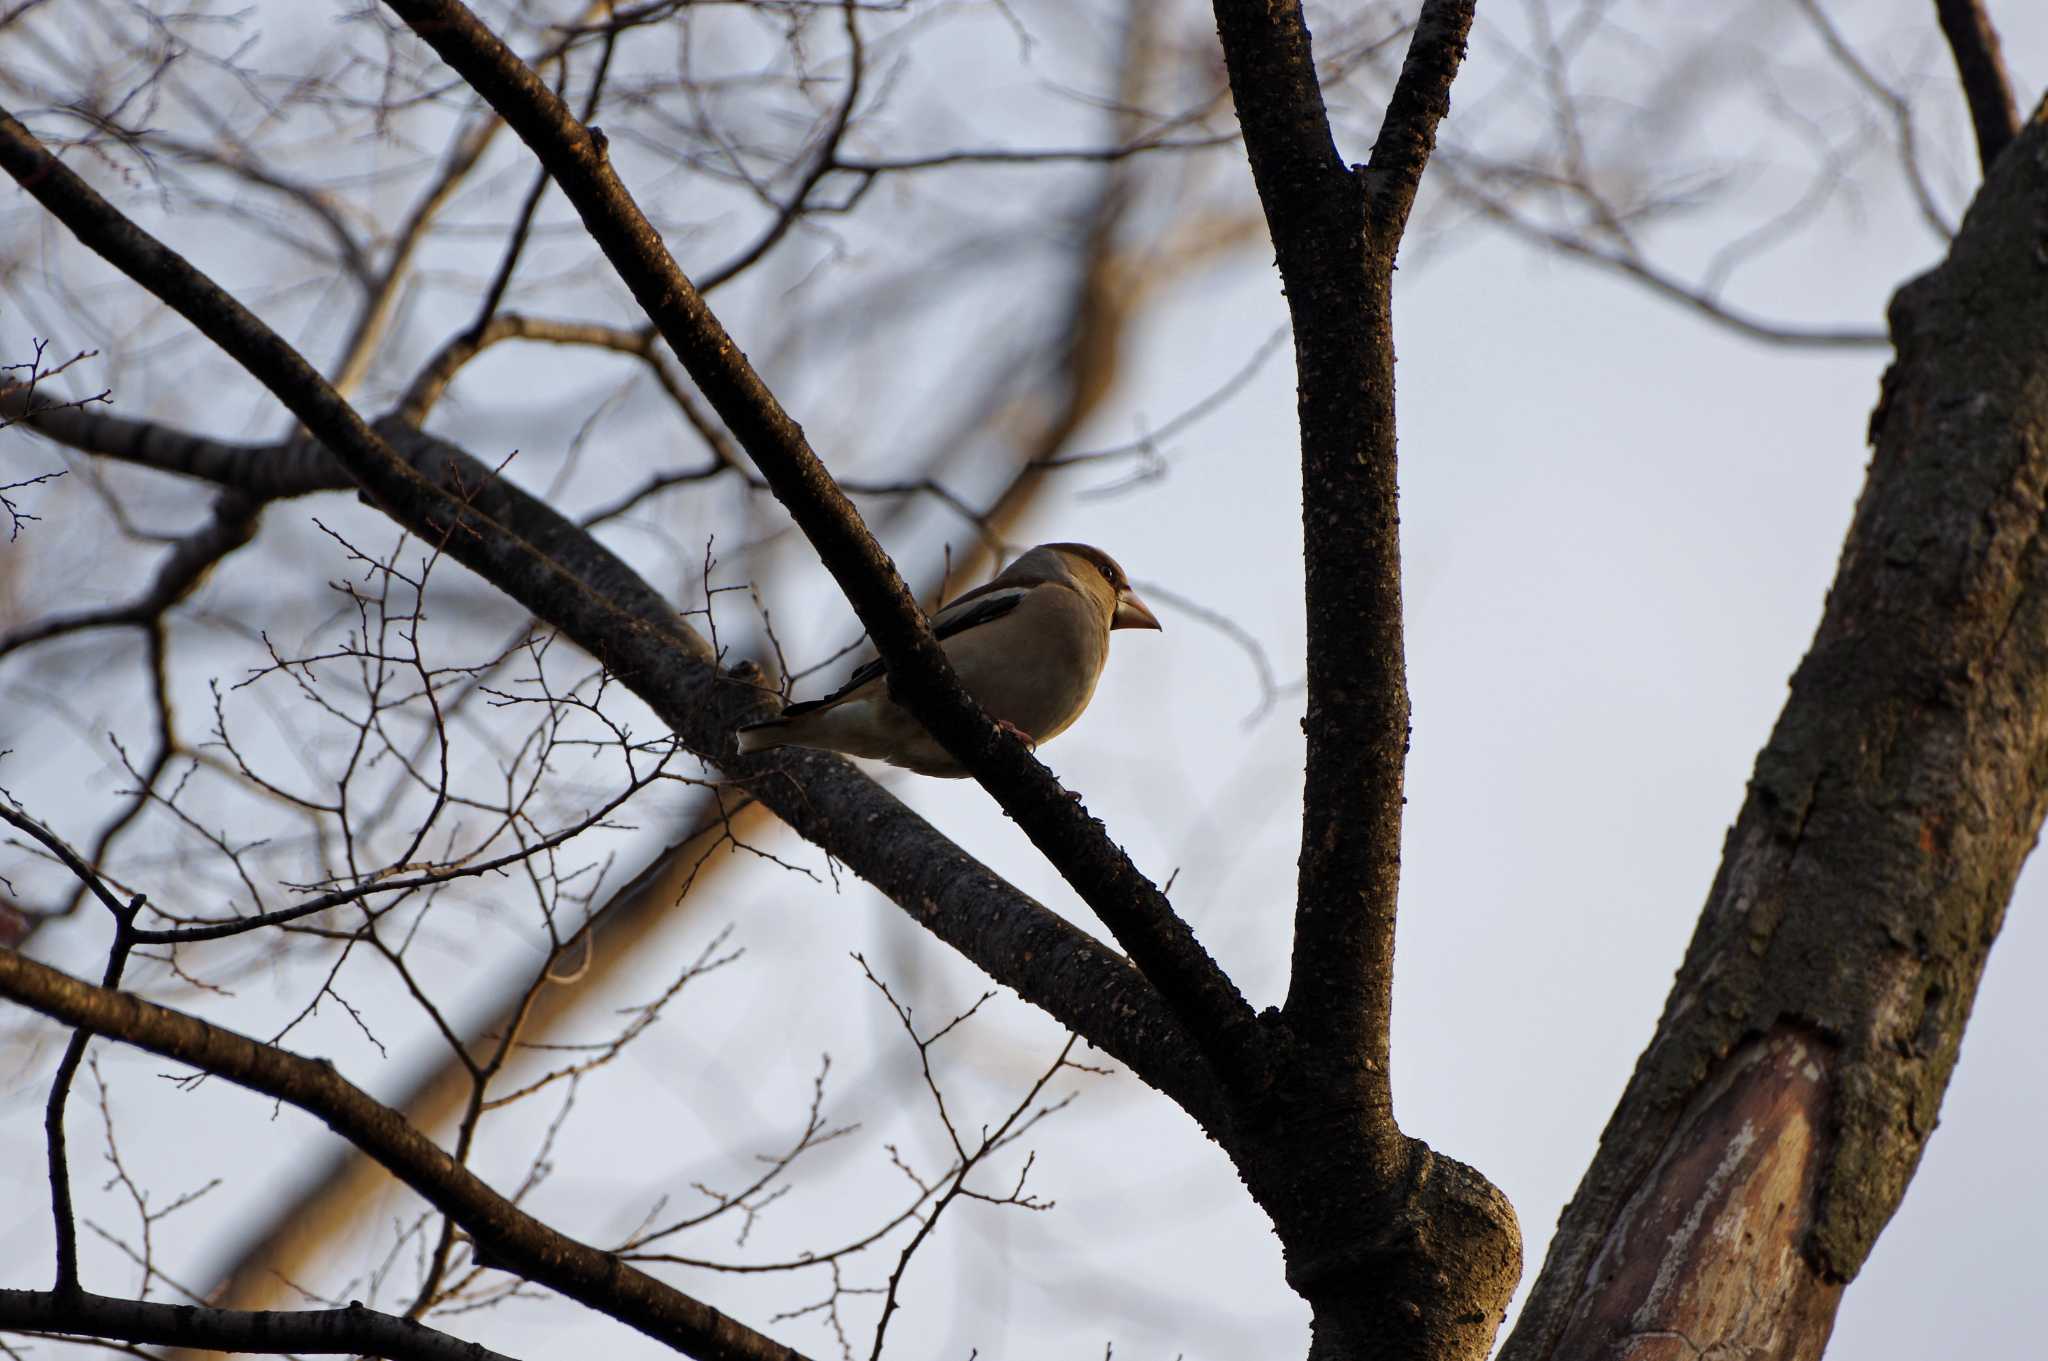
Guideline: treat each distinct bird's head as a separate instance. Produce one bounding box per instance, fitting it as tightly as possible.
[1039,543,1162,631]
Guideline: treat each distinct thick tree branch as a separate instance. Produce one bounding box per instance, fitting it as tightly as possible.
[4,394,351,497]
[1212,0,1472,1102]
[0,103,1226,1130]
[1933,0,2020,173]
[0,1288,519,1361]
[1200,8,1519,1359]
[0,947,809,1361]
[377,0,1264,1094]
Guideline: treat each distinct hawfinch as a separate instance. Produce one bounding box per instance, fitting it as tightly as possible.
[736,543,1161,777]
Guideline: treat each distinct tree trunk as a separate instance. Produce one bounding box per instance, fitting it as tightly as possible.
[1503,108,2048,1361]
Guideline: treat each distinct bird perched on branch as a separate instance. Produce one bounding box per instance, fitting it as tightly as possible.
[736,542,1161,777]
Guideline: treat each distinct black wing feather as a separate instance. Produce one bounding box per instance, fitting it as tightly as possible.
[790,588,1027,712]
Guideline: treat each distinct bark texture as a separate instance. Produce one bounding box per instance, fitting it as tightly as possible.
[1502,107,2048,1361]
[1203,3,1523,1357]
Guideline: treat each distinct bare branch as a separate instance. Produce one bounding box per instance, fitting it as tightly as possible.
[1204,4,1521,1350]
[0,97,1226,1129]
[0,1289,521,1361]
[1437,164,1888,348]
[398,313,663,426]
[0,491,259,661]
[695,0,867,293]
[0,802,143,1293]
[1362,0,1476,242]
[1933,0,2021,172]
[331,114,505,397]
[378,0,1261,1096]
[6,396,352,496]
[0,946,812,1361]
[1208,0,1477,1094]
[1795,0,1953,238]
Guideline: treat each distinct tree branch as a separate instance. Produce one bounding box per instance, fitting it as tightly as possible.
[0,490,259,661]
[1211,0,1472,1108]
[0,1288,520,1361]
[1195,15,1520,1353]
[1796,0,1955,240]
[0,947,810,1361]
[397,313,666,426]
[1933,0,2020,172]
[0,805,142,1293]
[3,394,351,497]
[1435,163,1889,349]
[377,0,1264,1094]
[0,101,1227,1130]
[1362,0,1476,241]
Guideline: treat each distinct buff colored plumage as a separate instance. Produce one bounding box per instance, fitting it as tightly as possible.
[735,543,1160,776]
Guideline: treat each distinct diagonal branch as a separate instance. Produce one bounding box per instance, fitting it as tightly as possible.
[170,100,1193,1324]
[331,113,503,396]
[1933,0,2020,172]
[5,394,351,497]
[1362,0,1476,242]
[377,0,1264,1095]
[0,102,1225,1130]
[0,1288,521,1361]
[0,947,809,1361]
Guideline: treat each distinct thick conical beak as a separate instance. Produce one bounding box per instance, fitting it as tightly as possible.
[1113,587,1162,631]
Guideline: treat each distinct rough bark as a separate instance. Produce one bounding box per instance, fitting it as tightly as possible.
[1502,105,2048,1361]
[1204,3,1523,1358]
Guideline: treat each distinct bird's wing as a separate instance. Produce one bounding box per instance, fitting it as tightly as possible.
[786,585,1031,715]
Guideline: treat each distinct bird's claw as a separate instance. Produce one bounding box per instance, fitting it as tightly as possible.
[995,719,1037,751]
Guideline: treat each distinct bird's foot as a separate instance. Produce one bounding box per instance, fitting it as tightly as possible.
[995,719,1038,751]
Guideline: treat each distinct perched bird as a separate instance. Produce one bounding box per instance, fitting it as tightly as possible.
[736,542,1161,777]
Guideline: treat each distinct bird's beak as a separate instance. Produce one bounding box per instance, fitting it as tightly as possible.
[1112,587,1162,631]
